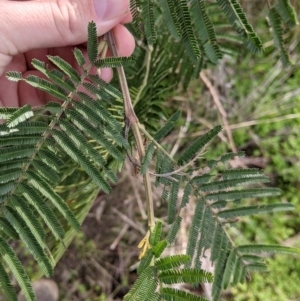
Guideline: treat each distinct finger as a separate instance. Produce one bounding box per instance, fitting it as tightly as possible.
[24,23,134,71]
[0,0,129,76]
[112,24,135,57]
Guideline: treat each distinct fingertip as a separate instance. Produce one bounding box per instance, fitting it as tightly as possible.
[121,12,133,24]
[99,68,113,82]
[113,24,135,57]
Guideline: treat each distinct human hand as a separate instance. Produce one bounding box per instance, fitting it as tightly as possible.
[0,0,135,107]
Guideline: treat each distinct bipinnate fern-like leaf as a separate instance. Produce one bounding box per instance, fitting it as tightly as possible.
[143,124,298,301]
[0,21,131,300]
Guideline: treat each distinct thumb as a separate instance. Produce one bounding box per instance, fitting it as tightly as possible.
[0,0,129,55]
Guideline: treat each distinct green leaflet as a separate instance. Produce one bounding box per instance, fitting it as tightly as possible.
[0,236,35,301]
[130,0,143,37]
[58,119,107,167]
[186,199,205,268]
[141,142,155,175]
[199,176,270,192]
[167,216,182,244]
[9,195,55,266]
[4,207,54,277]
[237,244,300,255]
[150,221,163,246]
[221,250,237,289]
[52,129,111,193]
[159,0,181,39]
[167,178,180,224]
[87,21,98,63]
[161,287,209,301]
[158,268,213,284]
[180,183,192,208]
[0,145,35,163]
[0,217,19,240]
[27,170,80,229]
[154,110,181,141]
[32,159,60,184]
[268,7,292,66]
[25,75,68,101]
[73,48,86,67]
[5,71,22,82]
[0,169,22,184]
[190,0,222,64]
[137,251,154,275]
[178,125,222,164]
[46,69,76,92]
[0,262,18,301]
[124,266,157,301]
[175,0,201,63]
[141,0,157,46]
[94,57,135,68]
[156,254,190,271]
[19,183,65,240]
[47,55,81,82]
[65,109,124,161]
[206,188,281,202]
[218,203,294,219]
[216,0,263,53]
[6,105,34,128]
[246,263,268,272]
[37,151,61,173]
[212,237,229,300]
[152,240,168,258]
[0,135,41,147]
[276,0,298,28]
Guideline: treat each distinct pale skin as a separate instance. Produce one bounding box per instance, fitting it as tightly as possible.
[0,0,135,107]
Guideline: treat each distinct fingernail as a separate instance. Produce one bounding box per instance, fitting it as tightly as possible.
[94,0,128,21]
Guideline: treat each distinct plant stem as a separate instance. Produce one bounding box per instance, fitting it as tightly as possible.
[106,31,155,232]
[133,47,152,106]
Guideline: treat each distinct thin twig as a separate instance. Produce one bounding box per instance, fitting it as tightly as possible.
[170,105,192,157]
[110,224,130,250]
[200,71,237,153]
[106,31,155,233]
[126,160,147,220]
[133,48,152,106]
[111,207,145,235]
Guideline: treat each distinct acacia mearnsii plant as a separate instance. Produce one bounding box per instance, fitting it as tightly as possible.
[0,0,299,300]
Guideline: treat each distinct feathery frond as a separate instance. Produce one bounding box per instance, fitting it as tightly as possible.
[216,0,263,53]
[268,7,292,66]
